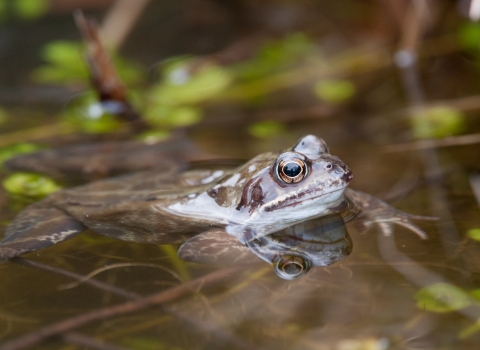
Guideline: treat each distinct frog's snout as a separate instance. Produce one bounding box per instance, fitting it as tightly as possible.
[341,166,353,183]
[344,169,353,182]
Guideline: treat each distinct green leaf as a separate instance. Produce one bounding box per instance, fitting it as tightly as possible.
[458,22,480,52]
[31,41,88,84]
[0,143,41,168]
[32,40,145,86]
[414,283,471,313]
[13,0,49,20]
[153,59,233,105]
[234,33,316,82]
[467,228,480,241]
[411,106,466,139]
[136,130,171,143]
[3,172,61,198]
[314,79,356,103]
[63,93,123,134]
[248,121,286,139]
[145,105,202,128]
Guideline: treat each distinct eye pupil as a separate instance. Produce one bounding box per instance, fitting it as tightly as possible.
[283,162,301,177]
[277,158,307,184]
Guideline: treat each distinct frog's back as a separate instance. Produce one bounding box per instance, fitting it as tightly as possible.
[0,167,229,259]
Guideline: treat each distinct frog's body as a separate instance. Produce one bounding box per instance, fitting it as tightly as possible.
[0,135,431,263]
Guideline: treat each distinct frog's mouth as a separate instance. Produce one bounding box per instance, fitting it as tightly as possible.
[264,187,346,212]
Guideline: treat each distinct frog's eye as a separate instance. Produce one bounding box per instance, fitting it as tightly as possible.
[278,159,306,184]
[274,255,310,280]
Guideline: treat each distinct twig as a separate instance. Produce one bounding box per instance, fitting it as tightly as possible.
[383,133,480,152]
[11,257,138,300]
[73,10,148,132]
[14,257,259,350]
[101,0,151,50]
[0,265,244,350]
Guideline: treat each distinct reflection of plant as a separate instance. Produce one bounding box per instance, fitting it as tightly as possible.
[0,0,49,21]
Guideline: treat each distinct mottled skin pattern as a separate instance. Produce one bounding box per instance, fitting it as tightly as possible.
[0,135,433,263]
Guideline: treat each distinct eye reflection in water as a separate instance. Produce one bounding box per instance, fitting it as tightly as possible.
[243,214,353,280]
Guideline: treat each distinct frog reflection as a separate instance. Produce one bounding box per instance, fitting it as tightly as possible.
[177,214,351,280]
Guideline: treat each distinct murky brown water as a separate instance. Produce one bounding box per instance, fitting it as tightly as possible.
[1,1,480,349]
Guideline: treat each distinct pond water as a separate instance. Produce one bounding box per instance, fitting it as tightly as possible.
[1,1,480,349]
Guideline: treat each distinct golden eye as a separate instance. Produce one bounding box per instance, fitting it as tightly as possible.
[274,255,310,279]
[278,159,306,183]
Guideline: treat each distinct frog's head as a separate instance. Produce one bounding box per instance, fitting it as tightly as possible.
[230,135,352,234]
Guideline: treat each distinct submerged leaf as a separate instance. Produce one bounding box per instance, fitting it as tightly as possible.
[3,172,61,198]
[414,283,471,313]
[314,79,356,103]
[0,143,42,168]
[467,228,480,241]
[411,106,466,139]
[32,40,144,85]
[234,33,316,81]
[63,93,123,134]
[248,121,286,139]
[13,0,49,20]
[459,22,480,52]
[145,105,202,128]
[137,130,171,143]
[153,59,233,105]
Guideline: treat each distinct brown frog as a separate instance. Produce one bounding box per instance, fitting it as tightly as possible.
[0,135,432,278]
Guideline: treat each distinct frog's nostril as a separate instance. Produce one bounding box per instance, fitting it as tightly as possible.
[344,170,353,182]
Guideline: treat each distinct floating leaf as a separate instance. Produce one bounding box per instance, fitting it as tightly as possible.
[0,143,41,168]
[31,41,89,84]
[136,130,171,143]
[32,40,144,86]
[145,105,202,128]
[3,172,61,198]
[153,59,233,105]
[234,33,316,82]
[471,289,480,301]
[63,93,123,134]
[458,22,480,52]
[314,79,356,103]
[248,121,286,139]
[467,228,480,241]
[13,0,49,20]
[411,106,466,139]
[414,283,471,313]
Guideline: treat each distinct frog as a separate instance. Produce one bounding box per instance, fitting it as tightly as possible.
[0,135,433,278]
